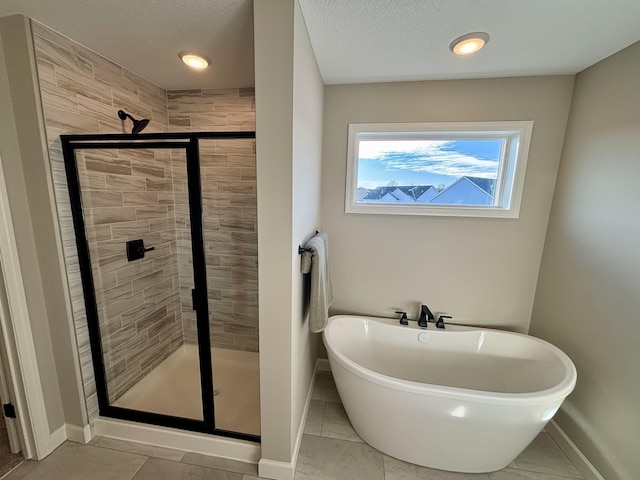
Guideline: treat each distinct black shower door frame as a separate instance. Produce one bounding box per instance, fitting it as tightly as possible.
[61,131,258,443]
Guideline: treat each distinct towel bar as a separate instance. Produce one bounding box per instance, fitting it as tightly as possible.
[298,231,319,254]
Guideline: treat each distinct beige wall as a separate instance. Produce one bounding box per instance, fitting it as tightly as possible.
[0,14,75,434]
[254,0,323,472]
[255,0,295,465]
[321,76,574,333]
[530,41,640,480]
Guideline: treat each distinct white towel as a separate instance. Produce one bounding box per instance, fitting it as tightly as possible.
[300,232,333,333]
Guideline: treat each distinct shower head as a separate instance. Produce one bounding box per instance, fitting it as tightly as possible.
[131,118,149,134]
[117,109,150,134]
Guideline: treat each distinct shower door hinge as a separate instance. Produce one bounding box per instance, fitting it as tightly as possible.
[3,403,16,418]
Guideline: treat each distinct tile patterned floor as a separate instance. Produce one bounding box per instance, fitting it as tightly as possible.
[298,372,583,480]
[1,371,583,480]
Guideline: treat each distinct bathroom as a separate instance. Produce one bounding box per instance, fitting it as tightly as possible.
[0,1,638,480]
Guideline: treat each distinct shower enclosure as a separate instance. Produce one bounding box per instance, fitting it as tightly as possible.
[61,131,259,442]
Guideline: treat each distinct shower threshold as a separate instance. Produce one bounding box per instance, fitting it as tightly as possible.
[113,344,260,436]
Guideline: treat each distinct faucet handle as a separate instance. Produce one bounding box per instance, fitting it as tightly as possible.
[395,311,409,326]
[436,315,452,329]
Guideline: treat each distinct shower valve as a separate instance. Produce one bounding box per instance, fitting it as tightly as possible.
[126,239,155,261]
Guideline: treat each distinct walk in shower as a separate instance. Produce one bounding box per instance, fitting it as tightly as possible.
[61,131,259,442]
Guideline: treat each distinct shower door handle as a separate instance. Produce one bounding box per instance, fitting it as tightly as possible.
[191,289,197,310]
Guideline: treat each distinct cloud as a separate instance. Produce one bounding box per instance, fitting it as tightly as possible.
[359,140,499,178]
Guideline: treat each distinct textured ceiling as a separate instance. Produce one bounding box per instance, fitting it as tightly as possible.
[298,0,640,84]
[1,1,640,90]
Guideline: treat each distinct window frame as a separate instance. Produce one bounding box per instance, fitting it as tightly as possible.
[345,121,534,218]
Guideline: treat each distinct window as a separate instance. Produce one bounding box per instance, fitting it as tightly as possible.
[345,121,533,218]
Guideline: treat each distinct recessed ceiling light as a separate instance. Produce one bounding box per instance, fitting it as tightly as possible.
[179,52,210,70]
[450,32,490,56]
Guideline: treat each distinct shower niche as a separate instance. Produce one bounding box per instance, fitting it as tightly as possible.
[62,132,259,442]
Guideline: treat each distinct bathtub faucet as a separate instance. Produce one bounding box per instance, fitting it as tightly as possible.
[418,304,435,328]
[395,311,409,326]
[436,315,451,329]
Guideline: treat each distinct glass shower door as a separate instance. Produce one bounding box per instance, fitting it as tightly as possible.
[68,143,208,425]
[62,132,258,441]
[199,138,260,437]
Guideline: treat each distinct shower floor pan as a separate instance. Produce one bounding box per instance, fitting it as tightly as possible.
[113,344,260,436]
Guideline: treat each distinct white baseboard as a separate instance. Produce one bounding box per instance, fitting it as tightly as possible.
[258,358,322,480]
[258,458,294,480]
[47,423,67,454]
[66,423,92,444]
[291,360,319,470]
[316,358,330,372]
[32,422,92,459]
[547,420,605,480]
[94,417,260,464]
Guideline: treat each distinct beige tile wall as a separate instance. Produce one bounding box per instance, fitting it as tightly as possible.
[168,90,258,352]
[31,21,175,417]
[32,19,259,425]
[77,148,184,402]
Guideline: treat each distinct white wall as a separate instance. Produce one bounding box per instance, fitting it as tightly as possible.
[290,0,323,454]
[321,76,574,332]
[254,1,323,476]
[530,41,640,480]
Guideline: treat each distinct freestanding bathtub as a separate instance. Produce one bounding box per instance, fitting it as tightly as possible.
[323,315,576,473]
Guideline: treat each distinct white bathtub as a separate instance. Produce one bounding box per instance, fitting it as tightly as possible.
[323,315,576,473]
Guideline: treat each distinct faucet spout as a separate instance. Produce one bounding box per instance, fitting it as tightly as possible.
[418,304,434,328]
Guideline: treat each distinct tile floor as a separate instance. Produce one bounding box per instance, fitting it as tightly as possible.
[2,371,583,480]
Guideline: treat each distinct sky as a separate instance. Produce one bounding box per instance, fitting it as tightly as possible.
[357,139,503,189]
